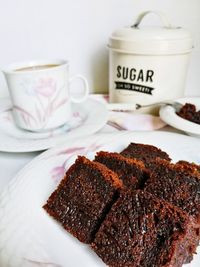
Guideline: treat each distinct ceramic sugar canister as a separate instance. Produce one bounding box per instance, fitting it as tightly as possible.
[108,11,193,111]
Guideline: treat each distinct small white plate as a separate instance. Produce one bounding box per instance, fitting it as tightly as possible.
[0,97,108,152]
[0,131,200,267]
[159,97,200,138]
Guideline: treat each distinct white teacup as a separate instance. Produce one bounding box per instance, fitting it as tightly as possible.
[2,59,89,131]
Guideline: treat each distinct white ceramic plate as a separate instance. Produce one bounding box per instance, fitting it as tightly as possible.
[0,97,108,152]
[0,131,200,267]
[160,97,200,138]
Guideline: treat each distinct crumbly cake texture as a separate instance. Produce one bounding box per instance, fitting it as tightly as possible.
[176,160,200,175]
[176,103,200,125]
[94,151,149,189]
[43,143,200,266]
[43,156,123,244]
[91,190,197,267]
[144,158,200,224]
[121,142,171,163]
[145,158,200,263]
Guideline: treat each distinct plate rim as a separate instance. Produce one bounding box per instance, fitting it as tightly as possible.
[1,130,200,195]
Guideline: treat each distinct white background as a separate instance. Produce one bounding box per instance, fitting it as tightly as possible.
[0,0,199,96]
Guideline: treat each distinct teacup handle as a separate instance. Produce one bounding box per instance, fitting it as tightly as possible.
[69,74,89,103]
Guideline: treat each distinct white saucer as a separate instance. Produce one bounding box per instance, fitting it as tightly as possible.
[159,97,200,138]
[0,104,87,140]
[0,97,108,152]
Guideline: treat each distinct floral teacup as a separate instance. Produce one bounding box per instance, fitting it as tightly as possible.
[2,59,89,131]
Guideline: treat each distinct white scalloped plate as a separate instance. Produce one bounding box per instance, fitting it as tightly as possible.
[160,97,200,138]
[0,131,200,267]
[0,97,108,152]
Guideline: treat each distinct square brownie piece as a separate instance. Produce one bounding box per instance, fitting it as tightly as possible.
[144,158,200,262]
[145,158,200,224]
[91,190,197,267]
[121,143,171,164]
[95,151,149,189]
[43,156,123,243]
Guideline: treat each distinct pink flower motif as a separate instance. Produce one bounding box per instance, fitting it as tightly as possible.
[35,78,57,97]
[73,111,81,118]
[51,166,65,184]
[3,112,12,122]
[50,143,104,184]
[57,147,85,156]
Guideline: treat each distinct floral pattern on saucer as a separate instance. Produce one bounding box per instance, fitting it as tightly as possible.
[0,108,87,140]
[0,97,108,152]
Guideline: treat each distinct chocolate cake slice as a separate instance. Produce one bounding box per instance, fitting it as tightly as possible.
[144,158,200,261]
[91,190,197,267]
[43,156,123,243]
[144,158,200,224]
[95,151,149,189]
[121,143,171,164]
